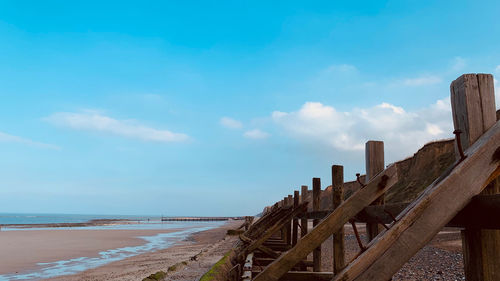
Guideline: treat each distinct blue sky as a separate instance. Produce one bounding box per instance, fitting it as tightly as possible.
[1,1,499,216]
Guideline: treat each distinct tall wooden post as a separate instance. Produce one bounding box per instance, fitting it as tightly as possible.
[286,195,293,245]
[281,197,287,242]
[451,73,500,281]
[332,165,345,274]
[300,185,309,271]
[300,185,309,237]
[312,178,322,272]
[292,190,299,246]
[365,140,385,242]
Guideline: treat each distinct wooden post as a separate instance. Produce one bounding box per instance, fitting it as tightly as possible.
[332,165,345,274]
[287,195,293,245]
[292,190,299,246]
[312,178,322,272]
[451,73,500,281]
[300,185,309,238]
[365,140,385,242]
[281,198,287,241]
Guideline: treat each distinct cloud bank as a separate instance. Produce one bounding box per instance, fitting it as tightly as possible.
[272,99,453,160]
[46,111,189,143]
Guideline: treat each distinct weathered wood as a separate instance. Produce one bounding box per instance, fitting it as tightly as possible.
[252,271,333,281]
[365,140,385,242]
[300,185,309,237]
[295,194,500,229]
[244,202,308,255]
[448,194,500,229]
[255,258,314,268]
[451,73,500,281]
[287,195,293,245]
[282,197,289,243]
[253,164,398,281]
[332,120,500,281]
[312,177,322,272]
[292,190,299,246]
[332,165,345,274]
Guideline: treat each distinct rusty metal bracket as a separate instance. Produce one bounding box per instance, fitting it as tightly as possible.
[350,219,366,252]
[356,173,366,188]
[453,129,467,161]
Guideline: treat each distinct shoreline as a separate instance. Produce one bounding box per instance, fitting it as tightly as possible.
[0,220,234,280]
[0,219,137,229]
[43,220,242,281]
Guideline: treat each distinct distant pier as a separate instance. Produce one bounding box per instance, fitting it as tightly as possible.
[161,216,244,222]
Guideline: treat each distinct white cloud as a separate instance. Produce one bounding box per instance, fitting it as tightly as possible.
[401,75,442,86]
[0,132,60,150]
[244,129,270,139]
[272,99,453,160]
[220,117,243,129]
[46,111,189,143]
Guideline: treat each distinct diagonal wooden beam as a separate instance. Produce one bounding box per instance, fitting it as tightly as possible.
[332,120,500,281]
[245,202,308,254]
[252,164,398,281]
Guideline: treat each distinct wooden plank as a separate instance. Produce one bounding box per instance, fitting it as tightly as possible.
[252,164,398,281]
[332,120,500,281]
[365,140,385,242]
[292,190,299,246]
[448,194,500,229]
[300,185,309,237]
[296,196,500,229]
[312,177,322,272]
[252,271,334,281]
[244,203,308,255]
[451,73,500,281]
[255,258,314,267]
[332,165,345,274]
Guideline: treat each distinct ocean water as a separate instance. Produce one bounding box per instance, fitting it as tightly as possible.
[0,214,227,280]
[0,212,160,225]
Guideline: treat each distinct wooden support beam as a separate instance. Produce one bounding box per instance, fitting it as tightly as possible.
[365,140,385,242]
[332,165,346,274]
[287,195,293,245]
[451,73,500,281]
[312,177,322,272]
[332,120,500,281]
[253,164,398,281]
[300,185,309,237]
[255,258,314,267]
[243,202,308,256]
[252,271,334,281]
[297,195,500,229]
[292,190,299,246]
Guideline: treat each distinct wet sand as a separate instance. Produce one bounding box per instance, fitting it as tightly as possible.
[0,228,183,275]
[44,220,241,281]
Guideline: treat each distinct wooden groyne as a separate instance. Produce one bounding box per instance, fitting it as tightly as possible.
[203,73,500,281]
[161,217,244,222]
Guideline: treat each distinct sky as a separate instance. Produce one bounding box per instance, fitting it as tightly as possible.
[0,0,499,216]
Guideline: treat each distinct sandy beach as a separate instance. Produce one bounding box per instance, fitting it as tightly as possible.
[0,220,241,281]
[44,220,241,281]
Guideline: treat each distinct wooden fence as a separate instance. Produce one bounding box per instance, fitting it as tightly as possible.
[206,73,500,281]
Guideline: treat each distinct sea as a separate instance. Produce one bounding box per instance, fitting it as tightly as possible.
[0,213,160,226]
[0,213,227,280]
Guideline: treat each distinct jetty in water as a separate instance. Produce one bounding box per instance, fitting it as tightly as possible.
[161,216,244,222]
